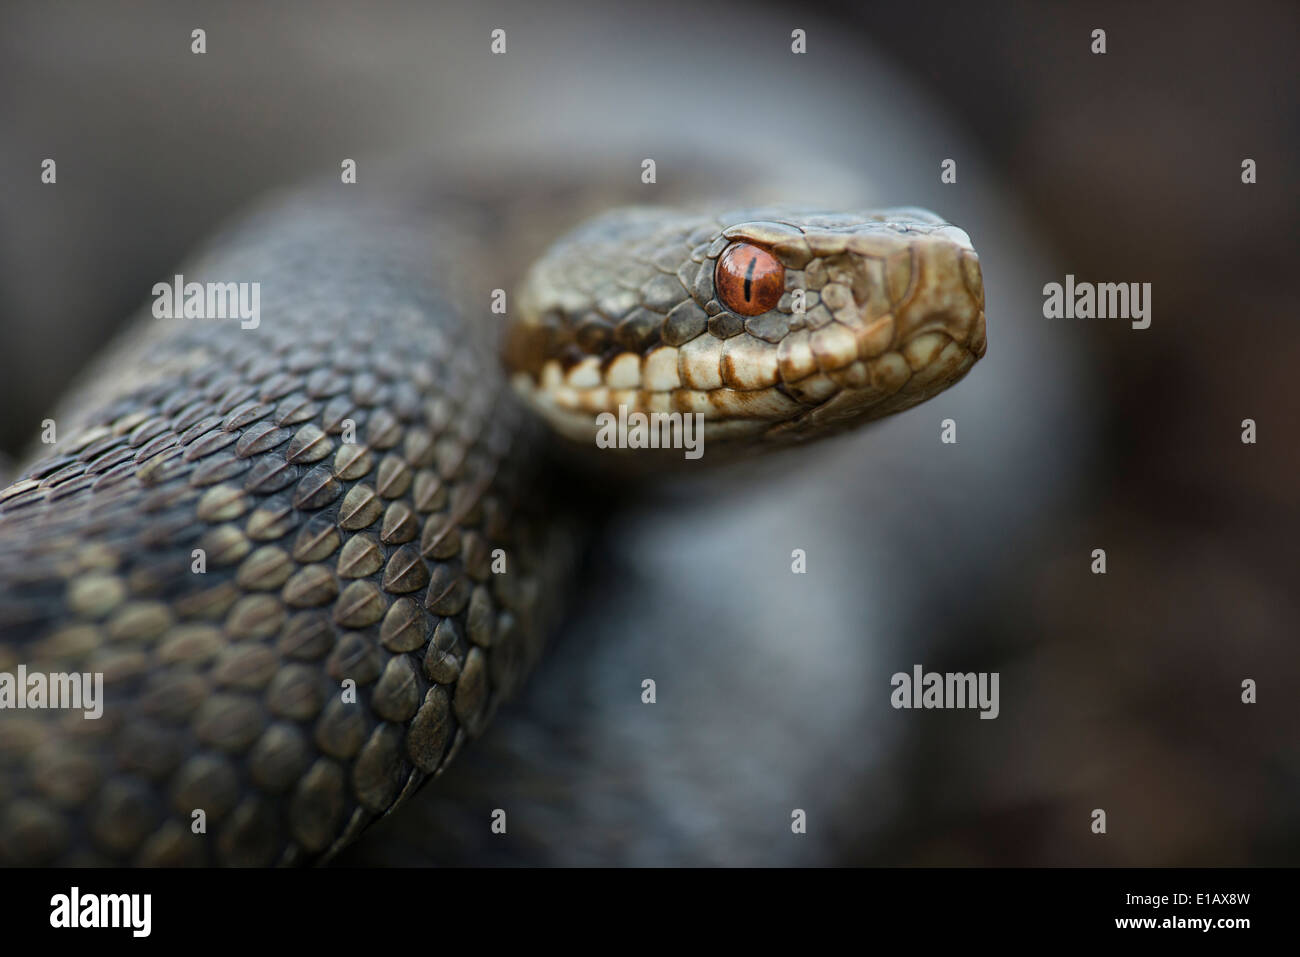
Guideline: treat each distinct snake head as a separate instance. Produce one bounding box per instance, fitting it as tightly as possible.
[506,206,986,456]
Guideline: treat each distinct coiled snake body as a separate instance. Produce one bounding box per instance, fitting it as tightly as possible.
[0,174,985,865]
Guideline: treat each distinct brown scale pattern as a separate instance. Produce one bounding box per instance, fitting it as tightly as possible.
[0,195,580,865]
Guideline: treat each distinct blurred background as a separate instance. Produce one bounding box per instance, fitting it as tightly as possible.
[0,0,1295,865]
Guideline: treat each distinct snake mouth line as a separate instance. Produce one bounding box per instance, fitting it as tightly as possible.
[511,312,984,448]
[765,323,985,438]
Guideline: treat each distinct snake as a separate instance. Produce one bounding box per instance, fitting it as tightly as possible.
[0,170,986,866]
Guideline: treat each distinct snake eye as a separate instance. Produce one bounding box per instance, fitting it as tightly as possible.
[715,242,784,317]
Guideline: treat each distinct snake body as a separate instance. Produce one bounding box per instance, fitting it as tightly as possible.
[0,174,984,865]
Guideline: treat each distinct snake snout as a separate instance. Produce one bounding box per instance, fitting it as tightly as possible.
[890,230,987,364]
[768,225,987,437]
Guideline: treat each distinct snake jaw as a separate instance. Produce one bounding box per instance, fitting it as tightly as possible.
[507,206,987,456]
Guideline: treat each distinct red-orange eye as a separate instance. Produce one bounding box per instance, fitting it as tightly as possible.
[715,242,784,317]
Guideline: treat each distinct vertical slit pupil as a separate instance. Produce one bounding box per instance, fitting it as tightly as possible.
[716,242,784,316]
